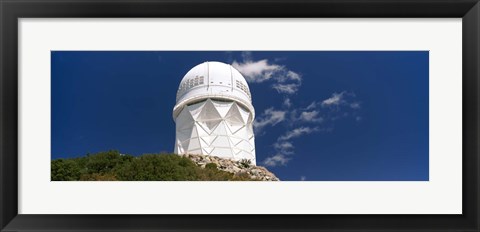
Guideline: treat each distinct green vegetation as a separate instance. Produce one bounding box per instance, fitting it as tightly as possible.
[239,158,252,168]
[51,150,255,181]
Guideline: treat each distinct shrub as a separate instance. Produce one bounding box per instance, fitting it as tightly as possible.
[84,150,125,174]
[239,158,252,168]
[51,152,259,181]
[51,159,82,181]
[234,171,255,181]
[205,163,218,170]
[80,173,117,181]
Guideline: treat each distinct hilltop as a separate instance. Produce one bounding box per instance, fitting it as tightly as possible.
[51,150,279,181]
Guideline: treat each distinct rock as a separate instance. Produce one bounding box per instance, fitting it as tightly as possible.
[183,154,280,181]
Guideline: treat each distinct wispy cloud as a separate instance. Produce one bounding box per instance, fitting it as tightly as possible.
[232,53,302,94]
[232,59,282,83]
[287,71,302,82]
[272,83,301,94]
[283,98,292,108]
[273,141,294,155]
[263,127,319,167]
[279,126,319,141]
[350,102,361,109]
[322,91,346,106]
[305,102,317,110]
[321,91,361,110]
[300,176,306,181]
[298,110,323,123]
[262,90,362,167]
[231,52,362,168]
[253,107,286,133]
[263,154,290,167]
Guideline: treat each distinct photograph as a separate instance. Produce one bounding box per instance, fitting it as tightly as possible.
[51,51,429,181]
[2,0,477,230]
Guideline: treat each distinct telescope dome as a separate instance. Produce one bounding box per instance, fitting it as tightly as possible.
[173,61,254,119]
[172,61,257,164]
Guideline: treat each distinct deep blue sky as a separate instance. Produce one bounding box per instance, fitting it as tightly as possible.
[51,51,429,181]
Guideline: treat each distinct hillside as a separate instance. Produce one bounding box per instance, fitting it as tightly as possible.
[51,151,279,181]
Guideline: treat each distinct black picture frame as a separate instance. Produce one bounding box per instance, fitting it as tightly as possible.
[1,0,479,231]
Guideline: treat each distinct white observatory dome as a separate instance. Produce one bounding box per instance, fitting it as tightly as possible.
[173,61,254,119]
[173,61,256,165]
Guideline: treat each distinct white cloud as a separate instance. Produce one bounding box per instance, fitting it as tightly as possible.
[232,55,302,94]
[263,127,320,167]
[272,83,300,94]
[263,154,290,167]
[276,70,302,83]
[274,141,294,150]
[273,141,294,155]
[253,107,286,131]
[279,126,319,141]
[305,101,317,110]
[321,91,361,109]
[322,92,346,106]
[299,110,323,123]
[261,90,362,168]
[231,53,363,169]
[283,98,292,108]
[350,102,361,109]
[289,109,323,124]
[287,71,302,82]
[232,59,282,83]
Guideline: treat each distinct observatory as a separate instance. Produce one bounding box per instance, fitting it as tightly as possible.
[173,61,256,165]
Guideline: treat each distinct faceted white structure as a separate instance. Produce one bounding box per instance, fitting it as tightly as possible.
[173,61,256,165]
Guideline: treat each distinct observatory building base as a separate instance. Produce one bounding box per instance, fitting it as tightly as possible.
[174,99,256,165]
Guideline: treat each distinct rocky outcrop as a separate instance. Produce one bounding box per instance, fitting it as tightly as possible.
[181,154,280,181]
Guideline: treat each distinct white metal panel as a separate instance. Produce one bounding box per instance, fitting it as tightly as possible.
[187,100,206,120]
[212,100,232,118]
[208,61,233,86]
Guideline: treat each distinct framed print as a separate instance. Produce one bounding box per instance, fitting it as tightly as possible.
[1,0,479,231]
